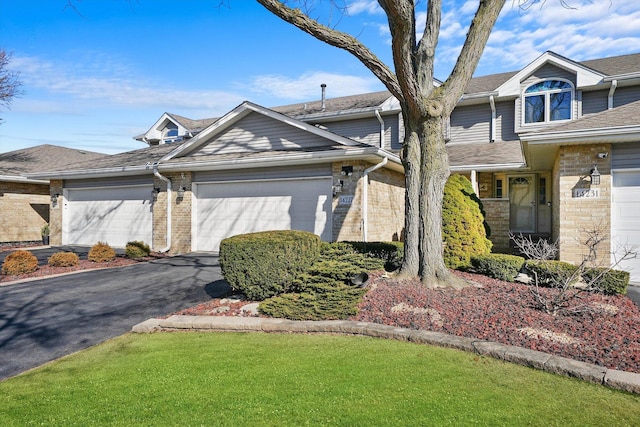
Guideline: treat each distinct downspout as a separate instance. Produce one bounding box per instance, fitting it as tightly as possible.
[608,79,618,110]
[374,109,385,148]
[489,95,496,142]
[361,156,388,242]
[152,163,172,253]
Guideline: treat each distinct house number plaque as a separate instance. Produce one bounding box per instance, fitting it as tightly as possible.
[572,188,600,199]
[339,195,354,205]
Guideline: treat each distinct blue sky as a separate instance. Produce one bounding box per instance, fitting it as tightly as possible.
[1,0,639,154]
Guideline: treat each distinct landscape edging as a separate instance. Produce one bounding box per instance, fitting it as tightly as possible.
[132,315,640,395]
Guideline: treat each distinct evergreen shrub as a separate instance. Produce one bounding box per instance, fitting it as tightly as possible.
[2,250,39,275]
[219,230,321,301]
[442,174,492,269]
[524,260,579,287]
[471,253,525,282]
[48,252,80,267]
[342,241,404,271]
[125,241,151,259]
[88,242,116,263]
[583,267,629,295]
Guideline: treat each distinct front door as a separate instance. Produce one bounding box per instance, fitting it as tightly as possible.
[509,175,536,233]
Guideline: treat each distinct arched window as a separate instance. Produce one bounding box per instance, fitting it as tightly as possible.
[523,79,573,124]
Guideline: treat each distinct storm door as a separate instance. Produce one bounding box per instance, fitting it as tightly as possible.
[509,175,536,233]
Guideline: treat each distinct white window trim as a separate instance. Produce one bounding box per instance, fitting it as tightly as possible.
[521,78,575,127]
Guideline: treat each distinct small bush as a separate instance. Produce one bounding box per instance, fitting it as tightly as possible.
[524,260,579,287]
[2,250,39,275]
[471,253,525,282]
[442,174,492,269]
[88,242,116,263]
[48,252,79,267]
[125,241,151,259]
[219,230,321,301]
[583,267,629,295]
[259,287,367,321]
[341,241,404,271]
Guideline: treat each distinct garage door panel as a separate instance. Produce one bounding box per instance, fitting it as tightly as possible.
[195,179,331,252]
[612,171,640,282]
[65,186,153,247]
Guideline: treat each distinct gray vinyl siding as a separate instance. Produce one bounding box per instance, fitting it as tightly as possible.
[496,101,517,141]
[449,103,491,144]
[321,114,400,150]
[64,175,153,189]
[613,86,640,108]
[612,142,640,170]
[582,90,608,115]
[192,112,334,156]
[522,64,577,86]
[193,164,331,183]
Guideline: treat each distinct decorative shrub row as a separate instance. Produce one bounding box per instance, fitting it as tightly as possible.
[583,267,629,295]
[470,253,525,282]
[219,230,322,301]
[1,250,39,275]
[88,242,117,263]
[125,241,151,259]
[524,260,580,287]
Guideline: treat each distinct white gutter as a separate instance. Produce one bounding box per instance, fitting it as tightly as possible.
[450,162,526,172]
[374,109,385,148]
[0,174,49,185]
[608,79,617,110]
[152,162,172,253]
[489,95,496,142]
[361,156,388,242]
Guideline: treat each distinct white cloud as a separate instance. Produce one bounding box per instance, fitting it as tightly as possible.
[247,71,382,100]
[347,1,383,15]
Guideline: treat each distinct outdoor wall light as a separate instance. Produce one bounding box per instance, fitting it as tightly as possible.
[51,193,59,208]
[151,187,160,199]
[332,180,344,196]
[341,166,353,176]
[590,165,601,186]
[597,152,609,159]
[176,186,186,198]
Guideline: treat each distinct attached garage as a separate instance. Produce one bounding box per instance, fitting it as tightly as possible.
[63,184,153,247]
[193,177,332,252]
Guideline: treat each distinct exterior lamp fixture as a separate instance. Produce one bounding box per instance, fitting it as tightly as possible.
[176,186,186,199]
[341,166,353,176]
[590,165,601,186]
[151,187,160,199]
[332,180,343,196]
[51,193,60,207]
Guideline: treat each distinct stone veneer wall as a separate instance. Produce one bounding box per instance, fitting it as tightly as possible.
[331,161,405,242]
[481,198,510,253]
[0,181,50,243]
[49,180,63,245]
[153,172,193,255]
[556,143,611,266]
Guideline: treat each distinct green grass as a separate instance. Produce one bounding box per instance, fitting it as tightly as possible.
[1,333,639,426]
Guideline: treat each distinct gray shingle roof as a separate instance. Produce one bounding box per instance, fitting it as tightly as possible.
[54,143,176,171]
[0,144,106,176]
[272,90,393,117]
[168,113,219,133]
[447,140,525,169]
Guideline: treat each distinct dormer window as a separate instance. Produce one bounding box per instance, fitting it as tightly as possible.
[523,79,573,124]
[161,127,182,144]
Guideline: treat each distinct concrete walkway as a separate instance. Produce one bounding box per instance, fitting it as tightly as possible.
[133,315,640,395]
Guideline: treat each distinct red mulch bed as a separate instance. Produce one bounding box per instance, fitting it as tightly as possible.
[0,254,166,284]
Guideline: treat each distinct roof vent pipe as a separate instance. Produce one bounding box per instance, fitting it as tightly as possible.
[321,83,326,111]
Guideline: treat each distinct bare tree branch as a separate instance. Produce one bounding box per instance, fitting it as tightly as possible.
[0,49,23,119]
[255,0,402,99]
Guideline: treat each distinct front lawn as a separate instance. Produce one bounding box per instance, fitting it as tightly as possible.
[1,333,639,426]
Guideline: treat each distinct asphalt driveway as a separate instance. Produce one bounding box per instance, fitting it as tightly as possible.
[0,251,230,381]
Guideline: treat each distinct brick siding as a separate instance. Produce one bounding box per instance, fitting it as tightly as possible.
[0,181,50,243]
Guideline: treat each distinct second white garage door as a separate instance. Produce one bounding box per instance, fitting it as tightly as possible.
[611,170,640,283]
[63,185,153,247]
[193,178,332,252]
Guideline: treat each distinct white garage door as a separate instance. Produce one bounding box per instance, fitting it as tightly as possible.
[612,170,640,282]
[194,178,332,252]
[63,185,153,247]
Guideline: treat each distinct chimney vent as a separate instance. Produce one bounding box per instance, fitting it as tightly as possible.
[321,83,327,111]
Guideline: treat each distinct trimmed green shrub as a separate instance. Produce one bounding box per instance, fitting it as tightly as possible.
[471,253,525,282]
[219,230,321,301]
[2,250,38,275]
[442,174,492,269]
[259,287,367,321]
[88,242,116,263]
[125,241,151,259]
[48,252,80,267]
[342,241,404,271]
[524,260,579,287]
[583,267,629,295]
